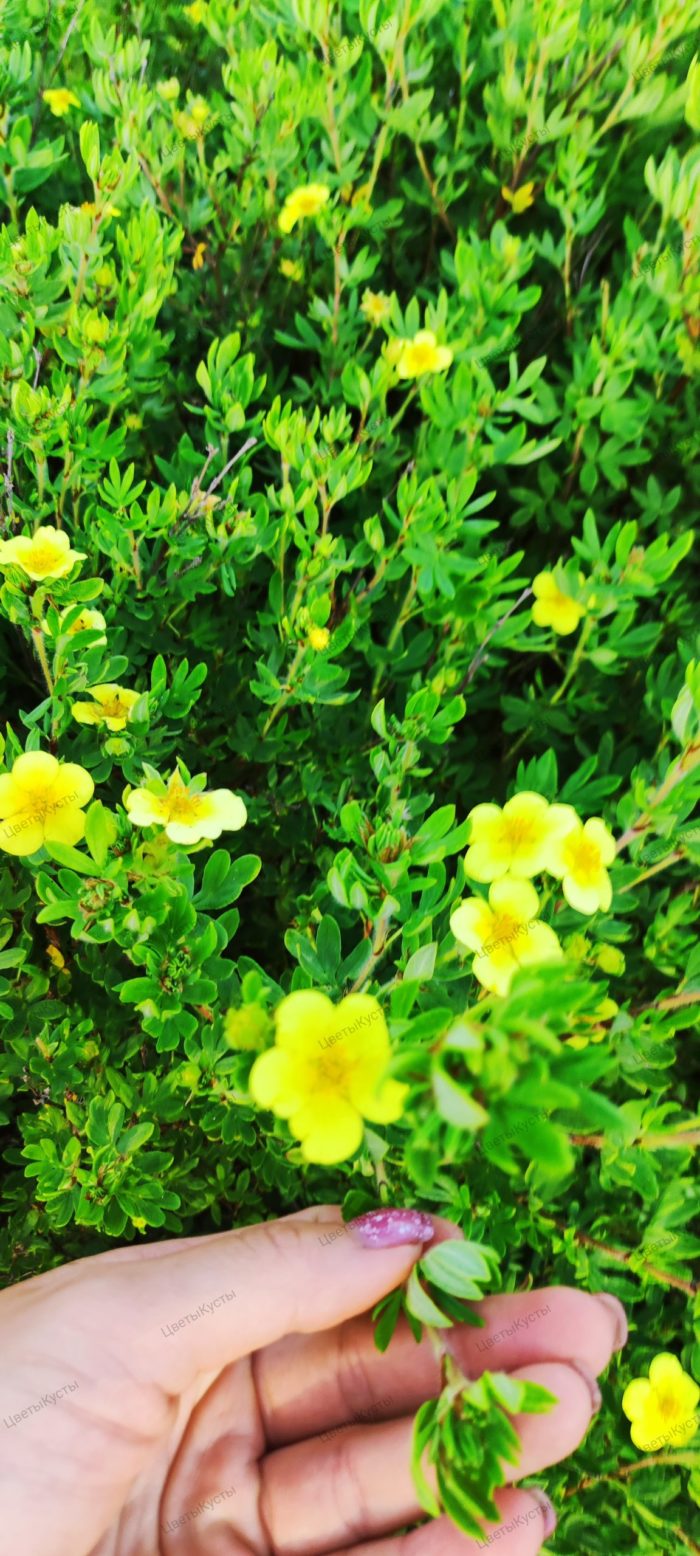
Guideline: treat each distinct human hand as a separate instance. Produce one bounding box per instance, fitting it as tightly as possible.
[0,1204,626,1555]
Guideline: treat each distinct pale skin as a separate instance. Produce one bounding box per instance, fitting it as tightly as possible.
[0,1205,626,1556]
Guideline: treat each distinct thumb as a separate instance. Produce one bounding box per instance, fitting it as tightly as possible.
[104,1204,438,1388]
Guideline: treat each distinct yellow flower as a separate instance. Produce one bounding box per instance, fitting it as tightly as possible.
[81,202,97,216]
[361,289,391,327]
[224,1005,271,1051]
[0,751,94,857]
[125,413,142,430]
[464,790,574,882]
[396,329,453,379]
[71,684,141,732]
[308,625,330,650]
[450,876,563,996]
[156,77,180,100]
[42,88,80,117]
[175,97,213,139]
[47,943,66,970]
[278,182,330,234]
[58,607,107,642]
[125,768,247,844]
[192,242,207,270]
[184,0,206,19]
[544,809,616,915]
[0,525,86,581]
[248,990,407,1164]
[95,264,114,287]
[82,310,109,344]
[622,1355,700,1452]
[501,181,535,214]
[531,571,586,635]
[502,236,521,266]
[280,257,304,281]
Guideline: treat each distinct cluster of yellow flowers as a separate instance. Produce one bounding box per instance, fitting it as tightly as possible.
[0,526,247,855]
[0,754,247,857]
[450,791,616,995]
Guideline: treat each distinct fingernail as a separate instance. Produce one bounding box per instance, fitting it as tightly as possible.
[594,1292,628,1351]
[569,1359,602,1413]
[346,1208,436,1248]
[529,1487,557,1541]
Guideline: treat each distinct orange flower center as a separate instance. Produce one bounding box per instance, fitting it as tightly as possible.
[499,814,539,852]
[28,542,62,572]
[98,694,130,718]
[486,912,523,952]
[407,342,435,371]
[165,787,205,823]
[563,834,602,882]
[297,192,322,215]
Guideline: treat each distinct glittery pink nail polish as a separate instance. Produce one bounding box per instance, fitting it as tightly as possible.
[346,1208,436,1248]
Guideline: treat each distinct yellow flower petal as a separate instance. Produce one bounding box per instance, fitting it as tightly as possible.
[648,1353,686,1389]
[275,990,336,1055]
[43,805,87,847]
[489,875,540,922]
[450,897,493,952]
[126,790,168,827]
[248,1048,302,1116]
[291,1095,365,1164]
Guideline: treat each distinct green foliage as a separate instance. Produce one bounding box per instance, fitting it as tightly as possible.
[1,0,700,1548]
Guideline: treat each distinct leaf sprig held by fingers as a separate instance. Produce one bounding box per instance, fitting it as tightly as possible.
[372,1236,556,1538]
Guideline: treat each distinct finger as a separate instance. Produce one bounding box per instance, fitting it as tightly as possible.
[257,1284,625,1443]
[259,1361,594,1553]
[328,1488,556,1556]
[51,1207,446,1393]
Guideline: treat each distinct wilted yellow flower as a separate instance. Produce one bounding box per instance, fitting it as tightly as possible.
[396,329,453,379]
[42,88,80,117]
[175,97,212,139]
[82,311,109,344]
[450,876,563,996]
[531,571,586,635]
[565,996,618,1049]
[544,808,616,915]
[464,791,573,882]
[0,751,94,857]
[47,943,66,970]
[622,1355,699,1452]
[278,182,330,234]
[596,944,625,975]
[279,257,304,282]
[192,242,207,270]
[224,1005,271,1051]
[361,289,391,327]
[126,768,247,844]
[502,181,535,213]
[71,684,140,732]
[58,607,107,642]
[0,526,86,581]
[248,990,407,1164]
[308,625,330,650]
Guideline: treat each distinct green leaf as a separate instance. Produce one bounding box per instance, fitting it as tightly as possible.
[419,1239,496,1297]
[405,1267,453,1326]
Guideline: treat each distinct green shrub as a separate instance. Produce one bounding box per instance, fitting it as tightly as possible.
[1,0,699,1547]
